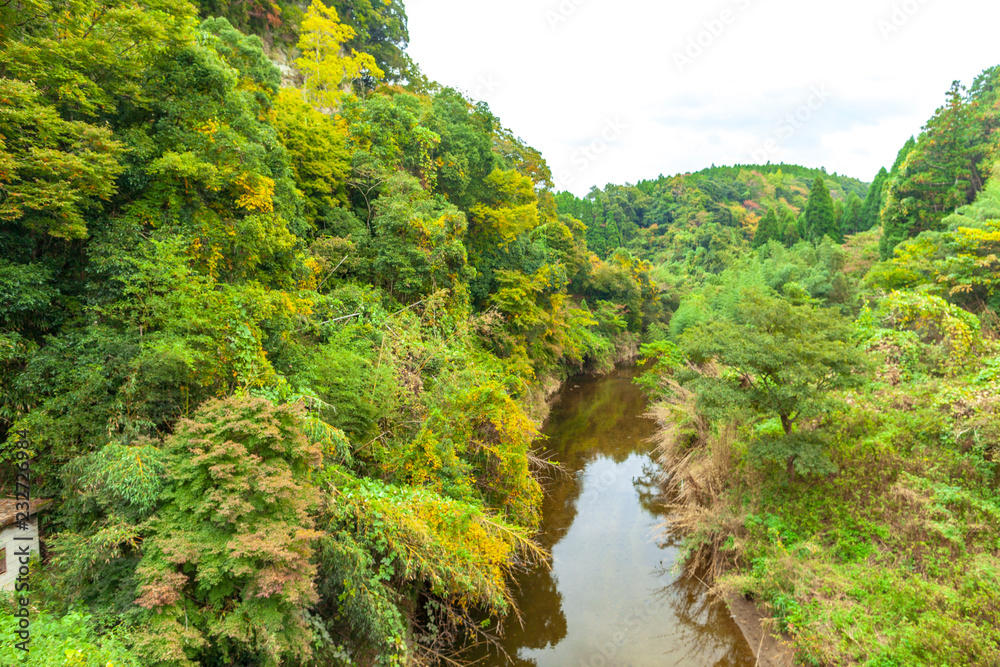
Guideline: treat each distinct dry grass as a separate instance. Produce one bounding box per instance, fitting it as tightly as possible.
[648,371,756,579]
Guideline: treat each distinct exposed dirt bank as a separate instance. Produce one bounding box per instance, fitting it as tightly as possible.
[725,592,796,667]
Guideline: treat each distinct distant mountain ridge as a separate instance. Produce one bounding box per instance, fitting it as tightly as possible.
[555,162,869,261]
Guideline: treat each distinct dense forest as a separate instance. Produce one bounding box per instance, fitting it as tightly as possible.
[1,0,999,664]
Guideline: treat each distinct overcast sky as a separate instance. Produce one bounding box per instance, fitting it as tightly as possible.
[404,0,999,196]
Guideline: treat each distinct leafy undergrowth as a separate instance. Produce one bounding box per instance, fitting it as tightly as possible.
[650,284,1000,666]
[677,377,1000,666]
[0,609,142,667]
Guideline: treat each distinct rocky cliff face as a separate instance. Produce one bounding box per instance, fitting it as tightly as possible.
[266,42,303,88]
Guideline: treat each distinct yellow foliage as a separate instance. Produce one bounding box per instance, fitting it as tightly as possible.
[296,0,384,111]
[299,257,322,291]
[470,202,538,247]
[878,290,984,374]
[337,478,546,615]
[470,169,541,248]
[196,118,219,140]
[234,172,275,212]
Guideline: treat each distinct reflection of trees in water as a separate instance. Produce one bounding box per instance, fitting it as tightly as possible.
[506,561,568,651]
[538,370,655,549]
[458,539,567,666]
[459,368,753,666]
[461,372,649,666]
[651,565,756,667]
[545,372,656,465]
[534,464,582,550]
[632,462,754,666]
[633,461,667,518]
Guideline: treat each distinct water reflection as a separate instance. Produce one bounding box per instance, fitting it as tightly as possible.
[652,571,756,667]
[464,368,753,666]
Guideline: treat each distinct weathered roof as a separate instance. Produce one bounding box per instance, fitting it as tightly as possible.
[0,498,52,530]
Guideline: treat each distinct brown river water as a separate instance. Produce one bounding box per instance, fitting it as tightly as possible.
[465,366,754,667]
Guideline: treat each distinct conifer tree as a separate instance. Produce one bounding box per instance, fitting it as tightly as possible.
[753,208,780,248]
[804,176,839,242]
[843,191,864,235]
[879,83,983,259]
[860,167,888,232]
[779,208,799,246]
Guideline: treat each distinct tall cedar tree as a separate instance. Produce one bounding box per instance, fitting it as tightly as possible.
[842,191,864,235]
[860,167,889,232]
[805,176,839,242]
[879,77,998,259]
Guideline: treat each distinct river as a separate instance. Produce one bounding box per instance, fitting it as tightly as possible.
[466,366,754,666]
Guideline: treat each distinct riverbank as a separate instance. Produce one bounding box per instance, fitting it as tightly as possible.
[647,363,1000,666]
[647,384,791,666]
[724,592,795,667]
[522,332,643,429]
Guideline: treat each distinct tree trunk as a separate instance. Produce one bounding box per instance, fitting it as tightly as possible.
[781,413,796,480]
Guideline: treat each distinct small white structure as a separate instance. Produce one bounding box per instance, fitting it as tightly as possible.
[0,498,51,591]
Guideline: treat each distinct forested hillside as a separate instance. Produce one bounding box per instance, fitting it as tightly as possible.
[555,165,870,308]
[557,164,868,257]
[0,0,660,664]
[638,65,1000,666]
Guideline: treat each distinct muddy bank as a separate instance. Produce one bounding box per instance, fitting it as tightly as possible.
[724,592,795,667]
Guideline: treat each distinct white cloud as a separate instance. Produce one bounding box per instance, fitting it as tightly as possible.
[405,0,1000,195]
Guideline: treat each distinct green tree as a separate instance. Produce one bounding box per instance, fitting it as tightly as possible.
[804,176,839,242]
[342,90,441,192]
[879,79,991,259]
[752,208,781,248]
[0,0,195,121]
[426,89,499,211]
[272,88,351,228]
[332,0,414,84]
[866,161,1000,313]
[135,396,322,667]
[833,197,845,234]
[363,173,471,303]
[680,288,865,476]
[0,611,142,667]
[780,207,800,246]
[842,191,864,235]
[0,79,124,240]
[860,167,888,232]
